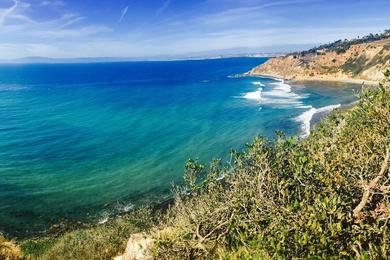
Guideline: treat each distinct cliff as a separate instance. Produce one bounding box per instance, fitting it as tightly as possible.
[249,36,390,84]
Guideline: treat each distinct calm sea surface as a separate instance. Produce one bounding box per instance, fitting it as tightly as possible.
[0,58,361,235]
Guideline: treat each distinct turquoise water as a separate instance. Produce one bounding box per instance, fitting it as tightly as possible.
[0,58,361,236]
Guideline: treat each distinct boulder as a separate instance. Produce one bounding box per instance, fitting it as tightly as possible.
[114,233,154,260]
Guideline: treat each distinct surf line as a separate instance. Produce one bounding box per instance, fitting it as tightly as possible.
[295,104,341,138]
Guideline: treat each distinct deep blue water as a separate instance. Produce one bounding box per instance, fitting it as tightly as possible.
[0,58,361,235]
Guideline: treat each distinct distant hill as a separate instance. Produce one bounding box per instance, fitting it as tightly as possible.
[249,30,390,84]
[0,56,142,64]
[0,52,285,64]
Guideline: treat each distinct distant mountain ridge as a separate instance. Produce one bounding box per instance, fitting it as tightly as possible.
[0,53,281,64]
[249,30,390,84]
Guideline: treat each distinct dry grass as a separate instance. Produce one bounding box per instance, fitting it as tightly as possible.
[18,208,154,260]
[0,236,20,260]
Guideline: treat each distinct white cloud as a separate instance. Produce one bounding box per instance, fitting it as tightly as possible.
[0,0,389,59]
[0,24,386,59]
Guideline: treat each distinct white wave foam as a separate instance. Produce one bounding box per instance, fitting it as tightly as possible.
[228,73,246,78]
[121,203,134,212]
[243,88,262,101]
[271,81,291,92]
[252,81,265,87]
[98,211,110,224]
[98,217,108,224]
[296,104,341,138]
[258,80,306,108]
[97,201,134,225]
[240,79,311,109]
[115,201,134,213]
[316,104,341,113]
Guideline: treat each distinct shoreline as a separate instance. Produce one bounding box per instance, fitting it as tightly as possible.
[247,72,380,86]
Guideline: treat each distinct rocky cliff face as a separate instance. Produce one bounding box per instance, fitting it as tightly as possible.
[249,38,390,83]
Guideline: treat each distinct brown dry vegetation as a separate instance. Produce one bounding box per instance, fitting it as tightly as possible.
[0,236,20,260]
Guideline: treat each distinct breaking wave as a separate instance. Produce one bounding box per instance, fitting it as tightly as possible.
[295,104,341,138]
[241,79,309,108]
[243,88,262,101]
[97,201,135,225]
[240,78,342,138]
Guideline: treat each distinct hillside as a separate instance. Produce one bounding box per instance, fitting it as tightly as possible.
[249,32,390,84]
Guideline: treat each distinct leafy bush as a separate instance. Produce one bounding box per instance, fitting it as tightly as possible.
[154,72,390,259]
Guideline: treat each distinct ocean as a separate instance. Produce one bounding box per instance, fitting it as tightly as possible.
[0,58,361,236]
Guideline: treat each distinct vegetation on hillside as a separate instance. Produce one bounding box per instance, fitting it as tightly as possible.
[1,71,389,259]
[298,29,390,56]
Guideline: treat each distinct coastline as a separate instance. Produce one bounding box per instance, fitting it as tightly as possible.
[247,71,379,86]
[244,71,366,139]
[246,36,390,88]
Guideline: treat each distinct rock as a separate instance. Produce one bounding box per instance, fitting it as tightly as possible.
[114,233,155,260]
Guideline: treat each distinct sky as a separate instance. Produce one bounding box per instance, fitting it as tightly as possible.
[0,0,389,59]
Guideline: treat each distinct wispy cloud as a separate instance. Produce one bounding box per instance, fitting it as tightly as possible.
[119,6,129,23]
[31,25,112,38]
[40,0,65,7]
[0,0,18,27]
[0,42,62,58]
[198,0,319,25]
[156,0,171,16]
[0,1,109,38]
[59,14,86,28]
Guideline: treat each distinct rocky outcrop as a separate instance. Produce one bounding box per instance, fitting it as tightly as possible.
[249,38,390,84]
[114,233,155,260]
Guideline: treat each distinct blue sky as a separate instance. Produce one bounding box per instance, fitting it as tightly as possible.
[0,0,389,59]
